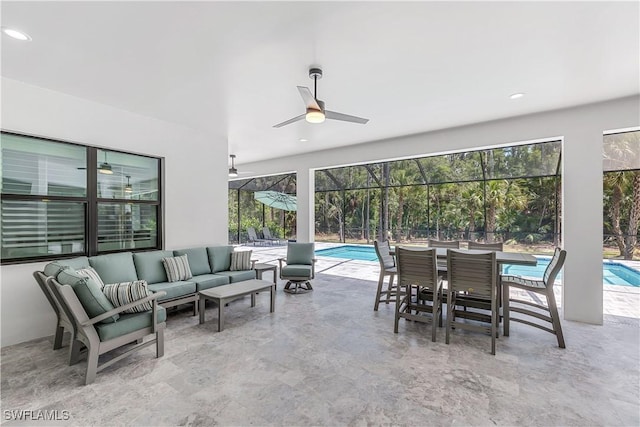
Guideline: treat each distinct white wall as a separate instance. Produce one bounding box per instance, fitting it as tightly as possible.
[239,95,640,325]
[0,78,229,347]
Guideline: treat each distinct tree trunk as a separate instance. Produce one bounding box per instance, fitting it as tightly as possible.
[623,171,640,259]
[395,192,404,242]
[486,204,496,243]
[610,180,625,255]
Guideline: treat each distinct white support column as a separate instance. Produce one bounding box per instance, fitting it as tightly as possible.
[562,128,603,324]
[296,167,315,243]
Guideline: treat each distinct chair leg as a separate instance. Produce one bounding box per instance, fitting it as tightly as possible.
[84,348,99,385]
[431,290,439,342]
[393,285,403,333]
[374,271,385,311]
[491,299,497,355]
[156,329,165,358]
[386,274,395,304]
[546,288,566,348]
[502,282,510,337]
[445,291,454,345]
[53,325,65,350]
[193,300,198,316]
[69,339,83,366]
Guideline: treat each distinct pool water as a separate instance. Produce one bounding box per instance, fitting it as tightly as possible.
[315,245,640,287]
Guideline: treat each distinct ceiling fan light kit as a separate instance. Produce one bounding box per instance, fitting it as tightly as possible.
[98,163,113,174]
[124,175,133,193]
[228,154,239,177]
[273,67,369,128]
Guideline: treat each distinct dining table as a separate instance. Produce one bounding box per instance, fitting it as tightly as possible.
[390,246,538,267]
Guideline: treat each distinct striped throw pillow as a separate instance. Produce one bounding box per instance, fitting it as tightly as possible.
[230,250,252,271]
[102,280,153,313]
[76,267,106,290]
[162,254,193,282]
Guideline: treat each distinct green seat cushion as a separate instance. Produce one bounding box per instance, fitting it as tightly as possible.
[189,274,229,291]
[147,281,196,301]
[282,264,313,278]
[56,269,119,323]
[214,270,256,283]
[95,307,166,341]
[174,247,211,275]
[89,252,138,284]
[287,243,314,265]
[44,257,90,277]
[133,250,174,284]
[207,246,233,273]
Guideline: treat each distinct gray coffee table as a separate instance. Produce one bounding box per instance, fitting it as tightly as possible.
[198,279,275,331]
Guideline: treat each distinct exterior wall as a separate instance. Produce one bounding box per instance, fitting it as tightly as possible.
[0,78,229,346]
[239,95,640,325]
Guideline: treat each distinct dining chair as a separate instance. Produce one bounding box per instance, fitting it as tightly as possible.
[427,239,460,276]
[468,241,504,251]
[501,247,567,348]
[394,247,443,341]
[445,249,499,355]
[373,240,398,310]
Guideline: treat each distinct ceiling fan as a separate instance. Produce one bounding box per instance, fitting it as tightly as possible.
[273,68,369,128]
[77,152,118,175]
[228,154,254,177]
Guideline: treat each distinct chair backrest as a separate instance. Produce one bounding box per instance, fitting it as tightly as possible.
[468,241,503,251]
[33,271,62,318]
[247,227,258,240]
[374,240,395,269]
[543,248,566,287]
[286,242,315,265]
[428,239,460,249]
[396,247,438,289]
[447,249,497,298]
[262,227,274,239]
[46,277,99,344]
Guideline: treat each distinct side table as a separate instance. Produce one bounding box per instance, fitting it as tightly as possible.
[253,263,278,289]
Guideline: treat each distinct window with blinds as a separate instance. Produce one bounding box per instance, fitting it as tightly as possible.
[0,132,162,263]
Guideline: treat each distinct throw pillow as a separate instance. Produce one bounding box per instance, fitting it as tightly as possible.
[76,267,106,290]
[162,254,193,282]
[230,250,252,271]
[103,280,154,313]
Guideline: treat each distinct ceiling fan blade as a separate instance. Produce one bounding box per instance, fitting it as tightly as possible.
[297,86,321,110]
[325,110,369,124]
[273,114,306,128]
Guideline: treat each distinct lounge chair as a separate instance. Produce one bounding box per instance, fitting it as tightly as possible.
[262,227,284,245]
[247,227,268,246]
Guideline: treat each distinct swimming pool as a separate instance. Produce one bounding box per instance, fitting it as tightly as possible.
[315,245,640,287]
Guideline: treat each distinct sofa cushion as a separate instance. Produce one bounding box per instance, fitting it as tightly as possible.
[230,250,252,271]
[76,266,105,290]
[287,243,315,265]
[147,281,196,301]
[133,250,174,284]
[95,307,166,341]
[103,280,154,313]
[214,270,256,283]
[44,257,90,277]
[207,246,233,273]
[282,264,313,278]
[189,274,229,291]
[89,252,138,284]
[173,247,211,275]
[56,269,119,323]
[162,255,193,282]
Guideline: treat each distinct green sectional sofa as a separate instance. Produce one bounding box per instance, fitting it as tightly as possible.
[42,245,256,313]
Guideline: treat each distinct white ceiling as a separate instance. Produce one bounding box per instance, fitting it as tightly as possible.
[1,1,638,165]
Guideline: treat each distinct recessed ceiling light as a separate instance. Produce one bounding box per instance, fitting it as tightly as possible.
[2,27,32,41]
[510,93,525,100]
[299,138,308,142]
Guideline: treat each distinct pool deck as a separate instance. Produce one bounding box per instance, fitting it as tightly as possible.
[240,242,640,321]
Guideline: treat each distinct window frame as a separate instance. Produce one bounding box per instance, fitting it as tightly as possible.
[0,130,164,264]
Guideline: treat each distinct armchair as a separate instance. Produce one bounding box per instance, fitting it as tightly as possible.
[278,242,316,294]
[47,275,166,385]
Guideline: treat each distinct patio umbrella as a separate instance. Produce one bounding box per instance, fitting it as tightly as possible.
[254,191,297,211]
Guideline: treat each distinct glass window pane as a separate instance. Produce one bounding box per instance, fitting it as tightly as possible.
[98,203,157,251]
[1,200,85,260]
[604,131,640,172]
[482,142,561,180]
[1,133,87,197]
[97,150,159,200]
